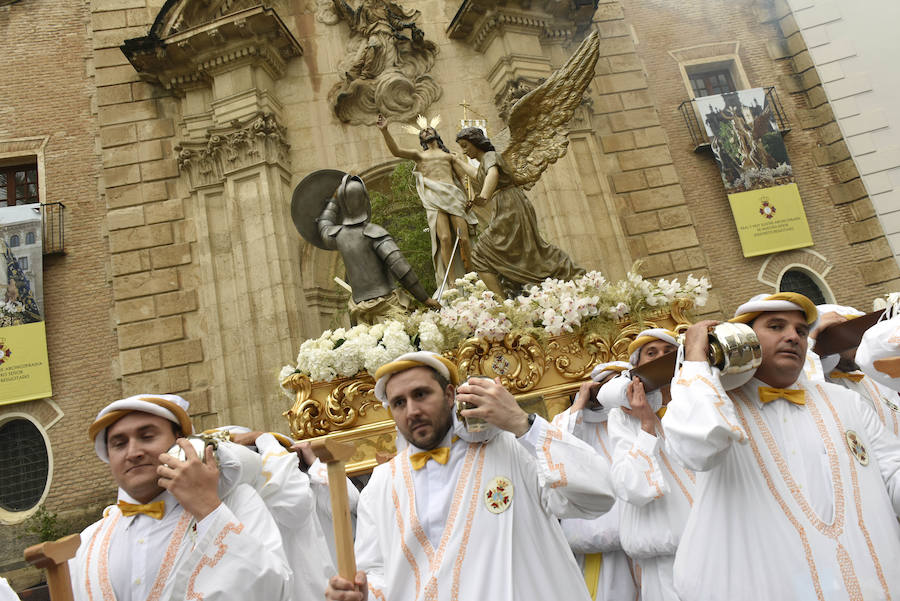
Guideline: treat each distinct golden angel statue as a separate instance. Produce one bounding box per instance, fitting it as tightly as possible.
[452,30,600,297]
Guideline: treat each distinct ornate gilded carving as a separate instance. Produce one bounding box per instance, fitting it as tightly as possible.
[283,373,386,439]
[176,112,290,189]
[316,0,441,125]
[456,332,545,393]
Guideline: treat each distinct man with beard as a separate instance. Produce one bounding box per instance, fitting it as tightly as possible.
[664,292,900,600]
[325,351,615,601]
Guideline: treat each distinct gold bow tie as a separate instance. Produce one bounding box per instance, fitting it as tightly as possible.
[758,386,806,406]
[830,371,865,383]
[410,447,451,470]
[117,500,165,519]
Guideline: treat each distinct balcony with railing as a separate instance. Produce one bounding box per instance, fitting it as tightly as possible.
[40,202,65,255]
[678,86,790,152]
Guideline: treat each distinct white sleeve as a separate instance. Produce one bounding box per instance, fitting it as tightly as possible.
[607,408,668,506]
[517,416,616,519]
[858,394,900,514]
[551,407,585,439]
[662,360,748,471]
[354,475,388,599]
[186,483,292,601]
[597,375,630,411]
[559,502,621,553]
[254,433,316,526]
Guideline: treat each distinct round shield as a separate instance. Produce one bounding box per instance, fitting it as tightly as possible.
[291,169,347,250]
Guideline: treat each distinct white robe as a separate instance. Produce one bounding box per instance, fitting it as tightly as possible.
[826,372,900,436]
[253,433,335,601]
[553,408,640,601]
[307,457,360,567]
[664,361,900,601]
[69,444,291,601]
[354,416,615,601]
[608,407,693,601]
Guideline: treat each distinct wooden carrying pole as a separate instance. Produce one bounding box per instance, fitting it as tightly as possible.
[310,438,358,580]
[23,533,80,601]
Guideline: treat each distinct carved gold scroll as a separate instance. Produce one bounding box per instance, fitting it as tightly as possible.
[283,301,692,476]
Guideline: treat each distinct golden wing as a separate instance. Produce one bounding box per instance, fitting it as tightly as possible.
[501,30,599,190]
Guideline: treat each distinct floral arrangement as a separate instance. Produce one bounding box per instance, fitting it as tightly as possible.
[278,270,709,394]
[0,299,25,328]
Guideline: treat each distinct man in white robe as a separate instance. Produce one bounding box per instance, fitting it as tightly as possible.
[325,351,616,601]
[811,305,900,435]
[224,427,337,601]
[601,329,693,601]
[69,394,291,601]
[553,361,640,601]
[664,292,900,601]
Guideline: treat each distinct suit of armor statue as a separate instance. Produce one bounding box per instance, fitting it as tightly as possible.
[306,173,438,324]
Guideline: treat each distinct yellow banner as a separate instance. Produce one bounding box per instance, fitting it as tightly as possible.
[0,321,52,405]
[728,183,813,257]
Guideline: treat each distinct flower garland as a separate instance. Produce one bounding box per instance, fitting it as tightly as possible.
[278,270,710,395]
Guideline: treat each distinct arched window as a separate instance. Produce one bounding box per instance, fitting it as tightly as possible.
[25,231,35,245]
[0,418,50,513]
[9,235,19,247]
[779,268,827,305]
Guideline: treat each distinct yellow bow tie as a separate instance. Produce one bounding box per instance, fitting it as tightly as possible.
[410,447,451,470]
[117,500,165,519]
[758,386,806,406]
[830,371,865,383]
[656,406,667,419]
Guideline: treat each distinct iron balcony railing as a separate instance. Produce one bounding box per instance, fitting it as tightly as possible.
[40,202,65,255]
[678,86,791,152]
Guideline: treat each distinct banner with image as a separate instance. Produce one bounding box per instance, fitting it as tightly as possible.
[695,88,813,257]
[0,204,51,405]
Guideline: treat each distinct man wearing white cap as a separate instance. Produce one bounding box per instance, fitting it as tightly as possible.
[553,361,639,601]
[325,351,616,601]
[70,394,292,601]
[601,329,693,601]
[857,297,900,393]
[811,305,900,435]
[665,292,900,600]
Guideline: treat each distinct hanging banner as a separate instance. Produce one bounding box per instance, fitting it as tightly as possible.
[0,205,51,405]
[695,88,813,257]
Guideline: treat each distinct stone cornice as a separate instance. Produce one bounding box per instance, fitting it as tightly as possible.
[447,0,595,49]
[122,6,302,94]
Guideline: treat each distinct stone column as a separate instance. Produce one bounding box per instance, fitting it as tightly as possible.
[123,6,308,429]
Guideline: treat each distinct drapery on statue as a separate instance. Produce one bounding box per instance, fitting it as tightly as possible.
[320,0,441,125]
[376,113,478,289]
[291,169,440,325]
[449,30,601,298]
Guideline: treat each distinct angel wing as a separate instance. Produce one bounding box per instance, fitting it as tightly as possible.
[502,30,599,190]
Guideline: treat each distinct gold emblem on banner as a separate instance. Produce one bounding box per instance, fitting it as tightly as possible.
[484,476,514,514]
[845,430,869,466]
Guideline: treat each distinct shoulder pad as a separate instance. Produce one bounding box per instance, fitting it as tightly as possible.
[363,223,391,239]
[323,224,342,238]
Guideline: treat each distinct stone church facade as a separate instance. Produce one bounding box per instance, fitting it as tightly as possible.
[1,0,897,581]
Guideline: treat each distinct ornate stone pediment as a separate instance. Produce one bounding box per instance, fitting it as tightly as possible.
[121,5,302,93]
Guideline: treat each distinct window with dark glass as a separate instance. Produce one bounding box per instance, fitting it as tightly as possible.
[779,269,827,305]
[0,164,39,207]
[9,235,20,247]
[25,231,35,244]
[18,256,28,270]
[689,69,736,98]
[0,419,50,512]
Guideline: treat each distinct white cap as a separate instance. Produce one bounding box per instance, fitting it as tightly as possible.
[89,394,192,463]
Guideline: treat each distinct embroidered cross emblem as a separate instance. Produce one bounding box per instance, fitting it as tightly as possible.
[845,430,869,466]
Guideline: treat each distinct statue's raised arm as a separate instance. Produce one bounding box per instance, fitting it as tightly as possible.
[502,30,600,190]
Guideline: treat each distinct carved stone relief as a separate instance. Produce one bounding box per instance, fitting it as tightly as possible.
[176,112,290,189]
[315,0,441,125]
